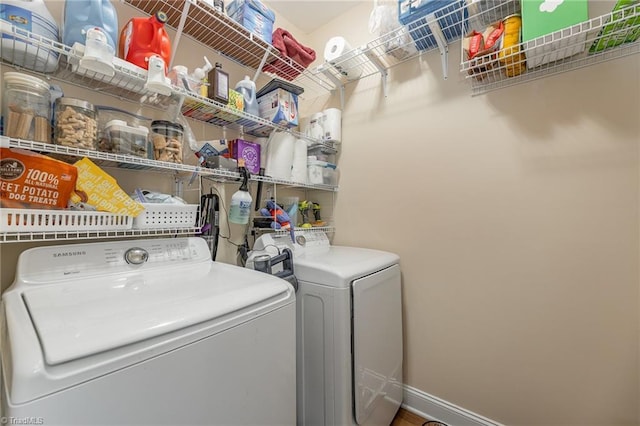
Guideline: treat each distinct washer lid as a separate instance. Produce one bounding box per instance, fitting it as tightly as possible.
[22,262,292,366]
[293,246,399,287]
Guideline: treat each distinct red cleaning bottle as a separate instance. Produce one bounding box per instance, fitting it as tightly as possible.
[118,11,171,71]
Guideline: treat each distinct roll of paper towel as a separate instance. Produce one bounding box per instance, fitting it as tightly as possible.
[290,138,308,184]
[322,108,342,143]
[265,131,295,181]
[324,36,363,80]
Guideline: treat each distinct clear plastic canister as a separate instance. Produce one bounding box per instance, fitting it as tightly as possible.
[54,97,97,150]
[2,72,51,143]
[150,120,184,164]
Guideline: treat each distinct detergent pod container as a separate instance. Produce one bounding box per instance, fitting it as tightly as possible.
[0,0,60,73]
[62,0,118,75]
[235,75,259,117]
[119,11,171,72]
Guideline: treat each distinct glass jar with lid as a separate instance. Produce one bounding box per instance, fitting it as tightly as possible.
[2,72,51,143]
[150,120,184,164]
[54,97,98,150]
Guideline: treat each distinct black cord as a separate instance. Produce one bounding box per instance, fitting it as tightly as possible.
[422,421,449,426]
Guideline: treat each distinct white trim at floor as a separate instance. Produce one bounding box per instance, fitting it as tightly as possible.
[402,385,505,426]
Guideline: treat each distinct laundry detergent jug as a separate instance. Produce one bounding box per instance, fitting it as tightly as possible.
[0,0,59,72]
[62,0,118,49]
[119,11,171,71]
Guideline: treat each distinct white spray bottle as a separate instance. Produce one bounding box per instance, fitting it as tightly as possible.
[228,161,252,224]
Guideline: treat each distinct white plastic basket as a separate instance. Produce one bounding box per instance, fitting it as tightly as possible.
[133,204,199,229]
[1,209,133,232]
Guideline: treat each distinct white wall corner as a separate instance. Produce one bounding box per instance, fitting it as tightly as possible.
[402,385,505,426]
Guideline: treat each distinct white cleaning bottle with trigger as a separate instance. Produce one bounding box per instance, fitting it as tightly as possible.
[228,163,252,224]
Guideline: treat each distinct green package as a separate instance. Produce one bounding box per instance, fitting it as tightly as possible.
[589,0,640,53]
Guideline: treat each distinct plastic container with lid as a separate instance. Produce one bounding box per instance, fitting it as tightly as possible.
[150,120,184,164]
[2,72,52,143]
[54,97,97,150]
[119,11,171,71]
[62,0,118,49]
[0,0,60,73]
[235,75,259,117]
[98,120,149,157]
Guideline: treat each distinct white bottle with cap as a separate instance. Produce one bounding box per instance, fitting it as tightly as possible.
[235,76,259,117]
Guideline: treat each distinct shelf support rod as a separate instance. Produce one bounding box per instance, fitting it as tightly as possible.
[318,64,346,109]
[362,48,389,97]
[426,13,448,79]
[169,0,192,70]
[253,46,274,83]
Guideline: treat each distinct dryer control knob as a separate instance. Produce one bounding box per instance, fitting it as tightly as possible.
[124,247,149,265]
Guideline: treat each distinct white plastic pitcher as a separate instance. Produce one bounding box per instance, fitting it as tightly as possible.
[235,76,259,117]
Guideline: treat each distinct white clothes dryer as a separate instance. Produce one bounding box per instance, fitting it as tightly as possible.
[247,231,403,426]
[1,237,296,426]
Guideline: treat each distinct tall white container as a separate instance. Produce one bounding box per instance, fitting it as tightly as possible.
[0,0,60,72]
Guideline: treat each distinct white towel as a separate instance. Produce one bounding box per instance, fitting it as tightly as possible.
[290,139,308,183]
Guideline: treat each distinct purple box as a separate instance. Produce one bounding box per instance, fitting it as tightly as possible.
[232,139,261,174]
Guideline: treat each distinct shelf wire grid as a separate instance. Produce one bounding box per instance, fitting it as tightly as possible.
[0,21,334,148]
[460,0,640,95]
[2,137,338,191]
[123,0,336,99]
[0,227,200,243]
[314,0,467,84]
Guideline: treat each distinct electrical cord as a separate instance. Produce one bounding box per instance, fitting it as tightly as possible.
[422,421,449,426]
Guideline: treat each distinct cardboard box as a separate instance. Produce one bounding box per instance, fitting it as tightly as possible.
[227,0,275,44]
[229,139,261,174]
[522,0,589,68]
[257,88,299,128]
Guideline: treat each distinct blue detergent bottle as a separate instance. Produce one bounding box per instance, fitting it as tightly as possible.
[62,0,118,50]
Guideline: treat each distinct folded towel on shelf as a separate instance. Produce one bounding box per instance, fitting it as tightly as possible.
[263,28,316,80]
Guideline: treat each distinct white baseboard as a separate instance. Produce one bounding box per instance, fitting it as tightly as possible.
[402,385,505,426]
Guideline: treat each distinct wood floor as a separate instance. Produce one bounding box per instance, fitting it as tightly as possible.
[391,407,433,426]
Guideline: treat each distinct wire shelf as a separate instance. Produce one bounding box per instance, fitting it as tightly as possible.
[0,226,200,243]
[2,137,338,192]
[0,22,332,145]
[313,0,467,84]
[460,0,640,96]
[123,0,336,99]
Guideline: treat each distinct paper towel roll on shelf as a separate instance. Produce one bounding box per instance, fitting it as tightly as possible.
[290,138,308,184]
[308,112,324,140]
[322,108,342,143]
[324,36,364,80]
[264,131,295,181]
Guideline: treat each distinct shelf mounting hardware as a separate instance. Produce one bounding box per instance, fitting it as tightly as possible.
[426,13,448,79]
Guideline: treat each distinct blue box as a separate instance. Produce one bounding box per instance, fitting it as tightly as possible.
[398,0,466,50]
[227,0,275,44]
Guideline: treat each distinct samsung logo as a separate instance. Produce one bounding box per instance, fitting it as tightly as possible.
[52,251,87,258]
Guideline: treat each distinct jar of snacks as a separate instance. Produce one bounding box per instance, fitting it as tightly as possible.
[2,72,51,143]
[150,120,184,164]
[54,98,98,149]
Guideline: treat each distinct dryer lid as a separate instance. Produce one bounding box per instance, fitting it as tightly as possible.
[22,262,292,366]
[293,246,399,287]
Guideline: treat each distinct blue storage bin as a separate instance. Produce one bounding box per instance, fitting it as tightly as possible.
[398,0,467,50]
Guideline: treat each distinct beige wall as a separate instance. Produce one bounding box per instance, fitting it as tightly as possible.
[305,2,639,425]
[1,1,638,425]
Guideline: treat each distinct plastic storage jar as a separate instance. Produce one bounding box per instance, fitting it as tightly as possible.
[3,72,51,143]
[150,120,184,164]
[54,98,98,150]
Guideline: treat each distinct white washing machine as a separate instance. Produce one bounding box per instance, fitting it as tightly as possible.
[1,237,296,426]
[247,231,403,426]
